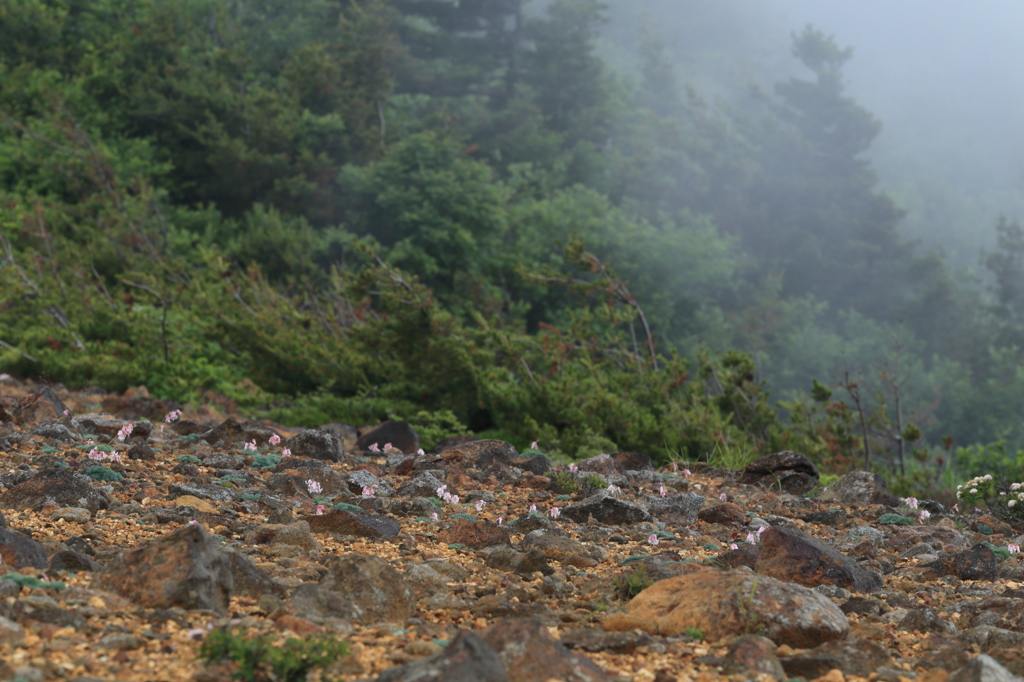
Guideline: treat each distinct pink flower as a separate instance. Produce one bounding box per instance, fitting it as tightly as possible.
[757,525,768,538]
[901,497,919,509]
[648,534,659,546]
[1008,544,1020,555]
[549,507,560,519]
[108,452,122,463]
[531,441,538,450]
[529,504,537,513]
[383,443,393,452]
[659,485,667,498]
[269,434,281,446]
[671,462,678,472]
[369,443,380,453]
[116,423,134,442]
[475,500,486,512]
[88,448,105,461]
[682,469,691,478]
[63,409,70,416]
[729,543,738,550]
[416,448,425,455]
[719,493,727,502]
[569,464,578,472]
[243,440,257,452]
[316,505,325,515]
[437,485,448,497]
[281,448,291,457]
[431,512,439,522]
[306,479,322,495]
[952,504,959,513]
[164,410,181,424]
[746,532,758,544]
[497,517,504,525]
[362,486,376,498]
[188,520,198,526]
[0,373,11,381]
[159,424,164,432]
[608,485,621,494]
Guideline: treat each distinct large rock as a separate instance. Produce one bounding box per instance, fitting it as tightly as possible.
[223,550,287,599]
[561,493,651,525]
[611,452,655,472]
[16,387,70,424]
[818,471,898,507]
[755,526,883,593]
[168,482,239,503]
[357,421,420,455]
[439,517,510,549]
[698,502,747,526]
[200,418,279,449]
[244,521,318,551]
[949,654,1023,682]
[479,618,610,682]
[376,630,511,682]
[922,544,1000,582]
[780,637,893,679]
[287,428,345,462]
[319,553,415,623]
[604,569,849,648]
[301,510,401,539]
[575,453,626,478]
[639,492,704,525]
[722,635,786,680]
[440,440,518,470]
[0,469,109,513]
[0,529,48,569]
[519,530,602,569]
[740,451,820,495]
[95,525,233,615]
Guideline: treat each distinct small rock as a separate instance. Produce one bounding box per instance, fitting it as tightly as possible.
[48,549,103,573]
[780,637,893,679]
[51,507,91,523]
[479,618,610,682]
[640,492,705,525]
[922,544,999,581]
[285,583,358,622]
[806,508,848,526]
[517,454,552,476]
[97,634,146,651]
[0,469,109,513]
[200,418,279,449]
[519,530,601,568]
[245,521,318,551]
[0,615,24,645]
[485,546,556,577]
[562,493,651,525]
[301,510,401,539]
[396,472,448,499]
[722,635,786,680]
[949,654,1022,682]
[698,502,747,526]
[168,483,239,503]
[740,450,820,495]
[287,428,345,462]
[343,470,394,496]
[440,439,518,470]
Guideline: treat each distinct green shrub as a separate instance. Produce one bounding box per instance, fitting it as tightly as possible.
[176,454,201,464]
[86,466,123,482]
[876,513,915,525]
[547,471,579,495]
[198,627,349,682]
[613,564,654,600]
[250,454,282,469]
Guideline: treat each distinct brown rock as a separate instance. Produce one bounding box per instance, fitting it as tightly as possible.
[519,530,600,568]
[438,517,510,549]
[320,553,415,624]
[431,435,479,453]
[575,453,626,478]
[715,547,759,570]
[611,452,654,471]
[95,525,233,615]
[244,521,318,551]
[698,502,747,526]
[17,387,70,424]
[201,418,279,449]
[301,510,401,538]
[818,471,899,507]
[780,637,893,679]
[921,543,999,581]
[974,515,1014,536]
[516,475,551,490]
[440,440,518,470]
[722,635,786,680]
[608,570,849,648]
[755,526,883,593]
[478,618,610,682]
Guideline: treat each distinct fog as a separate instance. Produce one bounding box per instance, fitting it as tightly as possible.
[600,0,1024,268]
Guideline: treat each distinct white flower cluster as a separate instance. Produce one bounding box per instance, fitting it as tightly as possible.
[1008,482,1024,508]
[956,474,992,499]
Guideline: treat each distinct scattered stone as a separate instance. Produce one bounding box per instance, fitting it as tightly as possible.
[740,450,820,495]
[780,637,893,679]
[722,635,786,680]
[755,525,883,593]
[287,428,345,462]
[51,507,91,523]
[0,528,48,568]
[485,546,556,577]
[519,530,601,568]
[375,630,511,682]
[575,453,626,477]
[806,507,848,526]
[698,502,747,526]
[168,482,239,503]
[0,469,109,513]
[922,544,1000,581]
[949,654,1022,682]
[479,618,610,682]
[245,521,318,551]
[200,418,279,449]
[640,492,705,525]
[604,569,849,648]
[439,517,510,549]
[96,525,233,615]
[818,471,899,507]
[517,454,552,476]
[343,470,393,496]
[48,549,103,573]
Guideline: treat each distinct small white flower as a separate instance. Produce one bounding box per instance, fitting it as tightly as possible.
[431,512,439,522]
[1008,544,1020,555]
[476,500,486,512]
[281,448,291,457]
[1009,500,1017,508]
[719,493,727,502]
[648,534,659,546]
[306,479,322,495]
[416,448,425,455]
[971,488,978,494]
[529,504,537,513]
[729,543,738,550]
[497,517,504,525]
[549,507,560,519]
[659,485,667,498]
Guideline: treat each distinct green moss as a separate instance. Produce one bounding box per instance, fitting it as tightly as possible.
[877,513,915,525]
[176,454,201,464]
[250,454,281,469]
[86,465,123,482]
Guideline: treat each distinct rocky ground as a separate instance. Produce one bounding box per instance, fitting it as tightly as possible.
[1,379,1024,682]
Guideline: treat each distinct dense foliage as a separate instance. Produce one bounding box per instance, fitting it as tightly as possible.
[1,0,1022,487]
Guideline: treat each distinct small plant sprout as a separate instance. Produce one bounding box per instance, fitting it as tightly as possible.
[719,493,727,502]
[116,423,134,442]
[243,440,257,452]
[569,463,578,472]
[369,443,380,453]
[1008,544,1021,555]
[316,505,325,515]
[917,509,931,524]
[529,504,537,513]
[648,534,659,546]
[306,479,322,495]
[549,507,560,519]
[659,484,667,498]
[164,409,182,423]
[269,434,281,446]
[281,448,291,457]
[475,500,486,512]
[901,496,919,509]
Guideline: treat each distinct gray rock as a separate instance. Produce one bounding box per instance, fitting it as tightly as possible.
[396,472,448,499]
[319,553,415,624]
[51,507,90,523]
[224,549,288,599]
[30,422,80,442]
[343,470,394,497]
[949,654,1023,682]
[520,530,602,568]
[0,529,48,569]
[168,482,239,503]
[375,630,510,682]
[287,428,345,462]
[357,421,420,456]
[484,546,555,577]
[0,469,109,513]
[285,583,359,622]
[244,521,318,551]
[639,492,705,525]
[48,549,103,573]
[818,471,899,507]
[561,492,651,525]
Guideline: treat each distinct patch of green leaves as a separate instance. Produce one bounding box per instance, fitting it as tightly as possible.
[176,454,201,464]
[198,627,348,682]
[613,564,654,600]
[0,573,66,591]
[86,465,123,482]
[876,513,915,525]
[250,454,281,469]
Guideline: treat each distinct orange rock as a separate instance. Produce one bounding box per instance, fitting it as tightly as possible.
[274,614,323,635]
